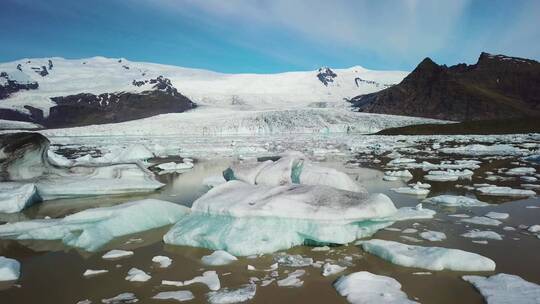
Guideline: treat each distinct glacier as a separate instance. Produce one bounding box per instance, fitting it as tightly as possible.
[0,199,189,251]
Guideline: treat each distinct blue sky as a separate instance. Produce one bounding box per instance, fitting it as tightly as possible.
[1,0,539,73]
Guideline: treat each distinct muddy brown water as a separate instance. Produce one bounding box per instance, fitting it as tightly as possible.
[0,156,539,304]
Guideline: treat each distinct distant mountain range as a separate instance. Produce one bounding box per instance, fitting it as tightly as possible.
[0,57,406,128]
[350,52,540,121]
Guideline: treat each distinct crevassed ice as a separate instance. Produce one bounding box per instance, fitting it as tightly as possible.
[0,199,189,251]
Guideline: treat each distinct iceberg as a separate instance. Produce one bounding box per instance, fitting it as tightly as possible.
[0,199,189,251]
[424,169,473,182]
[484,212,509,220]
[277,269,305,287]
[461,230,503,241]
[153,291,194,302]
[0,256,20,281]
[125,268,151,282]
[422,195,488,207]
[360,239,496,271]
[207,284,256,304]
[476,186,536,197]
[152,256,172,268]
[334,271,418,304]
[183,270,220,291]
[322,263,346,276]
[460,216,502,226]
[419,231,446,242]
[201,250,238,266]
[391,185,429,196]
[463,273,540,304]
[164,181,397,256]
[0,183,41,213]
[224,153,364,192]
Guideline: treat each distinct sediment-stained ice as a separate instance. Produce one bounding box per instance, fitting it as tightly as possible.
[422,195,488,207]
[201,250,238,266]
[0,199,189,251]
[463,273,540,304]
[334,271,418,304]
[207,284,256,304]
[360,239,496,271]
[0,183,41,213]
[0,256,20,281]
[274,254,313,267]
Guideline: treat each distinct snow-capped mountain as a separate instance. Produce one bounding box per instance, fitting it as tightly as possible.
[0,57,407,124]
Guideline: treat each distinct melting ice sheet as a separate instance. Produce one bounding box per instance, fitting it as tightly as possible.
[0,199,189,251]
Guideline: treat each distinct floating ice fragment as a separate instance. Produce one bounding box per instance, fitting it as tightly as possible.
[461,230,503,240]
[183,271,220,291]
[477,186,535,197]
[463,273,540,304]
[334,271,418,304]
[83,269,108,277]
[101,292,138,304]
[360,239,496,271]
[461,217,502,226]
[152,256,172,268]
[0,256,20,281]
[322,263,346,276]
[274,254,313,267]
[423,195,488,207]
[277,270,305,287]
[419,231,446,242]
[207,284,256,304]
[102,250,133,260]
[484,212,509,220]
[125,268,151,282]
[152,291,194,302]
[201,250,238,266]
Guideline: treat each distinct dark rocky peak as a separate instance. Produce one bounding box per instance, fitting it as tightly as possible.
[317,67,337,86]
[477,52,538,66]
[31,66,48,77]
[132,76,179,96]
[0,72,39,100]
[16,64,22,71]
[48,59,53,70]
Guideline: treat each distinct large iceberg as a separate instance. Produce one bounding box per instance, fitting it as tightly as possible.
[0,183,41,213]
[223,152,364,192]
[164,180,397,256]
[0,199,189,251]
[334,271,418,304]
[360,239,496,271]
[0,132,164,202]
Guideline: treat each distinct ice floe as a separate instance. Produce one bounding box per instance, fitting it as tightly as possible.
[360,239,496,271]
[419,231,447,242]
[461,230,503,241]
[391,185,430,196]
[152,256,172,268]
[0,183,41,213]
[463,273,540,304]
[274,254,313,267]
[383,170,413,181]
[155,161,194,174]
[183,271,221,291]
[440,144,529,156]
[0,256,20,281]
[485,212,509,220]
[277,269,305,287]
[322,263,346,276]
[461,216,502,226]
[102,249,133,260]
[0,199,189,251]
[334,271,418,304]
[422,195,488,207]
[153,290,195,302]
[207,284,256,304]
[101,292,138,304]
[125,268,151,282]
[424,169,473,182]
[83,269,108,277]
[201,250,238,266]
[505,167,536,176]
[476,186,536,197]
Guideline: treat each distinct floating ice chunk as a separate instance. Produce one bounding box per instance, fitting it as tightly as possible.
[528,225,540,233]
[125,268,151,282]
[400,236,423,243]
[0,199,189,251]
[183,271,220,291]
[402,228,418,234]
[83,269,108,277]
[419,231,446,242]
[101,292,138,304]
[461,216,502,226]
[102,250,133,260]
[391,185,429,196]
[0,256,20,281]
[477,186,536,197]
[311,246,330,252]
[424,169,473,182]
[201,250,238,266]
[162,280,183,287]
[383,170,413,181]
[380,205,436,221]
[449,214,470,218]
[334,271,418,304]
[207,284,256,304]
[0,183,41,213]
[299,161,365,192]
[322,263,346,276]
[485,212,509,220]
[440,144,529,156]
[153,291,194,302]
[360,239,496,271]
[203,175,227,188]
[408,182,431,189]
[156,162,194,174]
[76,299,92,304]
[520,176,538,182]
[422,195,488,207]
[277,269,305,287]
[274,254,313,267]
[189,180,395,222]
[152,256,172,268]
[387,158,416,166]
[506,167,536,176]
[463,273,540,304]
[247,265,256,271]
[461,230,503,240]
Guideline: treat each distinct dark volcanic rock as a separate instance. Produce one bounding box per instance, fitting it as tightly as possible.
[350,53,540,121]
[0,72,39,99]
[0,132,49,181]
[317,67,337,86]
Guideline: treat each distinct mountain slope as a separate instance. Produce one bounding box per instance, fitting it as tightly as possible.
[350,53,540,121]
